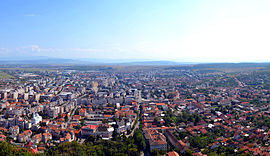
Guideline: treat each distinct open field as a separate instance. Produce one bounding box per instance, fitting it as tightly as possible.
[0,67,56,72]
[0,71,14,79]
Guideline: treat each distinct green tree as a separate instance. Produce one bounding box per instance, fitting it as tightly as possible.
[133,129,146,151]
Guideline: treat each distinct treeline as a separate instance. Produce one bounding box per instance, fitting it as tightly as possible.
[0,141,33,156]
[46,129,145,156]
[0,129,146,156]
[163,110,202,126]
[46,140,137,156]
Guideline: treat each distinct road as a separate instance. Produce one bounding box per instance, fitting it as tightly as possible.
[126,111,140,137]
[65,105,77,128]
[235,77,246,87]
[64,94,87,128]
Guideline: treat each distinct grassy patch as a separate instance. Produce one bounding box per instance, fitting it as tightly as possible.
[0,71,14,79]
[0,67,56,72]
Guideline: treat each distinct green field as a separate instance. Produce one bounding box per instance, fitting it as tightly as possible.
[0,71,14,79]
[0,67,56,72]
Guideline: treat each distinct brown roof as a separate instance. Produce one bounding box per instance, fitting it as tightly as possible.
[168,151,179,156]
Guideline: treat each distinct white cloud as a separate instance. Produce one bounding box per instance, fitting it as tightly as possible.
[72,48,104,52]
[0,48,8,52]
[24,14,36,17]
[30,45,40,52]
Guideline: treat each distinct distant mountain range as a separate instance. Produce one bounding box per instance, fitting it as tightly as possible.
[0,57,269,66]
[0,58,76,65]
[0,57,194,65]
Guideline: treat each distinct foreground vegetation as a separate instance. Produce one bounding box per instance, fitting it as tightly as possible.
[0,129,146,156]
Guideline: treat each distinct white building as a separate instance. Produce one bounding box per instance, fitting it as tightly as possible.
[31,112,42,125]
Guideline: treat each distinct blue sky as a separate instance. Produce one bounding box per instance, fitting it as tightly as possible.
[1,0,270,62]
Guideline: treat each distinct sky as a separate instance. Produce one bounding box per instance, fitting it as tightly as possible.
[0,0,270,62]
